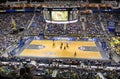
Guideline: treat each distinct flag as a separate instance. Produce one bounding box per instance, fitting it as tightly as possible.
[11,17,16,30]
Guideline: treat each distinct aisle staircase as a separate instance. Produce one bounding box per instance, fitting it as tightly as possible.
[27,13,36,30]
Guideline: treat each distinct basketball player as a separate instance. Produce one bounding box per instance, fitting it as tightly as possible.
[74,51,76,57]
[64,46,66,50]
[61,42,63,46]
[60,45,62,50]
[66,42,69,48]
[53,42,55,47]
[60,42,63,49]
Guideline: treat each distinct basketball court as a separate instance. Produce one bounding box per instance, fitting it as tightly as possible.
[19,40,103,59]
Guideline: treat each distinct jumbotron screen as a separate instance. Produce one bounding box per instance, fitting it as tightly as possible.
[52,11,68,21]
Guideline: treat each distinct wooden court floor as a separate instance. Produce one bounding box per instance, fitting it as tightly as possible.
[20,40,102,59]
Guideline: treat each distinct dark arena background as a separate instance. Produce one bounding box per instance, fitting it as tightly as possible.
[0,0,120,79]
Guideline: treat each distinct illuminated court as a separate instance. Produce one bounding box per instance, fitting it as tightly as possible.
[18,40,103,59]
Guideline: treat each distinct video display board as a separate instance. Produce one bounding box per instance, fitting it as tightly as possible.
[51,11,68,21]
[43,8,78,24]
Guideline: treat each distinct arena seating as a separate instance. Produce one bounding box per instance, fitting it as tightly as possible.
[0,3,120,79]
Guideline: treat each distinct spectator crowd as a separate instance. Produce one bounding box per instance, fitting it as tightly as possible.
[0,11,120,79]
